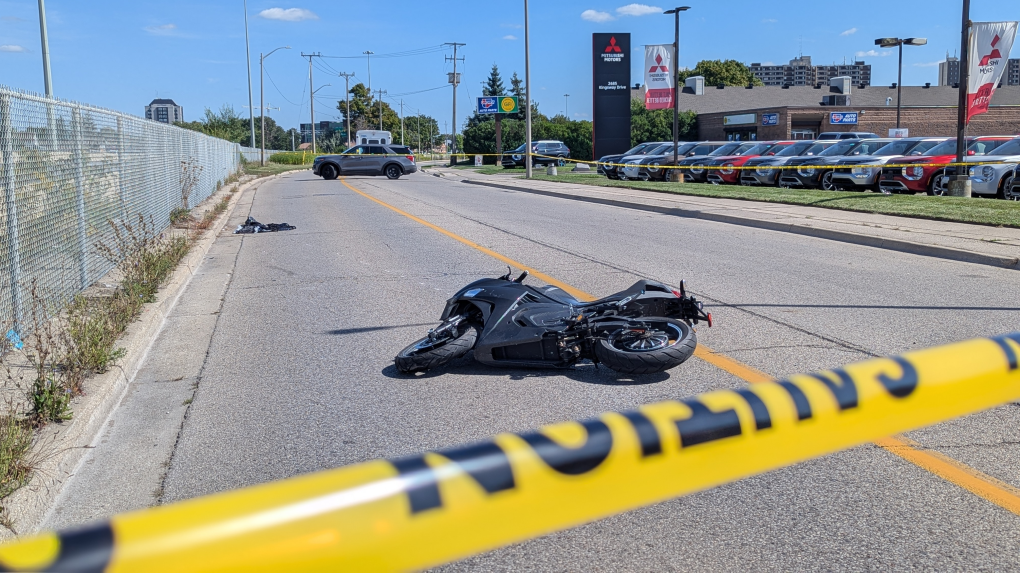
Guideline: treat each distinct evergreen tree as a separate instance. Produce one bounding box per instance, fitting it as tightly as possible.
[509,72,526,120]
[482,64,506,97]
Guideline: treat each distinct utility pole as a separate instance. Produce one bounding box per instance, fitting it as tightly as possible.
[364,50,375,92]
[564,94,570,117]
[338,72,355,148]
[302,52,322,152]
[445,42,466,166]
[376,89,387,130]
[950,0,972,197]
[291,129,295,151]
[400,99,405,145]
[244,0,255,150]
[37,0,53,97]
[524,0,533,178]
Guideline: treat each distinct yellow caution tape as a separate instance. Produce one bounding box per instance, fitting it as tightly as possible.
[2,333,1019,572]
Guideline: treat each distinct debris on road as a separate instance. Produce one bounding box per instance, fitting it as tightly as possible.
[233,216,296,234]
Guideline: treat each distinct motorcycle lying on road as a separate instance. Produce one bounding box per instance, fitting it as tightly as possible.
[395,268,712,375]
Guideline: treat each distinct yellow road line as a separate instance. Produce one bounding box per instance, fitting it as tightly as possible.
[340,177,1020,518]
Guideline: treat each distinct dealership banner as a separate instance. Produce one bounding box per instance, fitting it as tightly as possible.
[967,21,1018,122]
[592,33,632,159]
[644,44,674,110]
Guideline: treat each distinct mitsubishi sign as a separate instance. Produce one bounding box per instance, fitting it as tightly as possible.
[593,33,631,159]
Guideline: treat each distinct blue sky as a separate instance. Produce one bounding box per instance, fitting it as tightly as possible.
[0,1,1014,134]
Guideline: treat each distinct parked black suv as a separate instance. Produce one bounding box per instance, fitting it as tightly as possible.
[313,145,417,180]
[501,140,571,168]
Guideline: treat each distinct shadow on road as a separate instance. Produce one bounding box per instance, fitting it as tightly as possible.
[728,303,1020,311]
[379,356,673,386]
[327,323,436,336]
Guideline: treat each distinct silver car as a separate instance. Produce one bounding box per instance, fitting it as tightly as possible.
[945,137,1020,198]
[618,142,671,180]
[830,138,948,192]
[313,144,418,180]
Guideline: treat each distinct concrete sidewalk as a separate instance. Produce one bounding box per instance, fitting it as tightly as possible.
[431,167,1020,270]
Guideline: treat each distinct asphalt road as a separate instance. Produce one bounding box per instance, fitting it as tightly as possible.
[47,169,1020,571]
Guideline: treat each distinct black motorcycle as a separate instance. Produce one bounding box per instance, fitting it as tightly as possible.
[395,269,712,375]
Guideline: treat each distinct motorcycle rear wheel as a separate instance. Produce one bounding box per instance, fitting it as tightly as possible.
[395,325,478,373]
[594,318,697,375]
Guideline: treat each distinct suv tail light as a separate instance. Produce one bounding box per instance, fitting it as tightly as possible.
[406,155,415,162]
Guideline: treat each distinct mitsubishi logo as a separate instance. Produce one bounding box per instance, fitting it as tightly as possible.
[979,34,1003,67]
[649,54,668,73]
[605,37,622,53]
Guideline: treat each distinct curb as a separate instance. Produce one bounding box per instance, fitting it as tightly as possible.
[1,172,288,539]
[461,179,1020,271]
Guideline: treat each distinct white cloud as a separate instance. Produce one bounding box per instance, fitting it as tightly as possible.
[581,9,614,22]
[1,16,26,22]
[913,61,942,67]
[840,27,857,36]
[144,23,178,36]
[762,18,778,23]
[258,8,319,22]
[0,44,27,52]
[616,3,662,16]
[502,35,517,40]
[855,49,891,57]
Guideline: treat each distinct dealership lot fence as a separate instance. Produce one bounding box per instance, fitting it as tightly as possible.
[0,85,243,333]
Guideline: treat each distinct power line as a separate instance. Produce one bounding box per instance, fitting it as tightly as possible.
[319,44,447,59]
[262,65,301,106]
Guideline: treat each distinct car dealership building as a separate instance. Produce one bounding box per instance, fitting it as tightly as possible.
[662,77,1020,141]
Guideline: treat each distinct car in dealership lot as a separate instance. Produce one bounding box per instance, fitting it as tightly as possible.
[1008,164,1020,200]
[740,140,839,186]
[817,132,879,140]
[639,142,728,181]
[598,142,663,179]
[705,141,791,185]
[779,139,892,189]
[313,144,417,180]
[877,136,1014,195]
[829,137,948,192]
[676,141,757,183]
[501,140,571,168]
[939,137,1020,198]
[618,142,677,180]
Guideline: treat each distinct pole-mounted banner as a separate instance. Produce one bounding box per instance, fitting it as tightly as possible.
[644,44,674,110]
[1,333,1019,572]
[967,21,1018,122]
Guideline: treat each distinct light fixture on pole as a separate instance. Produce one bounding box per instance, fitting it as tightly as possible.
[260,46,290,165]
[364,51,375,92]
[243,0,256,151]
[875,36,927,129]
[337,72,355,148]
[310,83,330,153]
[664,6,690,181]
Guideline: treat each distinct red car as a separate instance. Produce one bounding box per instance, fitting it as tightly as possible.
[878,136,1013,195]
[705,141,791,184]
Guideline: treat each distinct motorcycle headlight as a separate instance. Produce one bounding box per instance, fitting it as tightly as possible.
[798,166,816,176]
[719,163,735,175]
[903,165,925,180]
[648,162,661,172]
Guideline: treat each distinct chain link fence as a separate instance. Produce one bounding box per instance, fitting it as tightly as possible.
[239,146,284,163]
[1,85,243,334]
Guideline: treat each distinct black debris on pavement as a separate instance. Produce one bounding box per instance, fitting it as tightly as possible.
[233,216,297,234]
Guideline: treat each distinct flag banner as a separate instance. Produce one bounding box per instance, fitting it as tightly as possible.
[967,21,1018,122]
[644,44,674,110]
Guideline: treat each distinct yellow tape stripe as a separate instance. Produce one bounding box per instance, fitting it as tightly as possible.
[342,178,1020,518]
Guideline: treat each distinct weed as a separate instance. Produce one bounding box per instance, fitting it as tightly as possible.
[180,159,203,210]
[170,207,191,226]
[195,195,231,230]
[0,414,34,500]
[31,377,71,423]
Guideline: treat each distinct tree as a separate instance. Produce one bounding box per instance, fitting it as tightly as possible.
[404,113,441,151]
[630,98,698,147]
[176,105,250,144]
[336,83,401,136]
[509,72,526,120]
[482,64,506,97]
[677,59,763,87]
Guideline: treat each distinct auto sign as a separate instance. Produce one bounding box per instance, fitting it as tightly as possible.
[762,113,779,126]
[830,112,859,125]
[478,97,498,114]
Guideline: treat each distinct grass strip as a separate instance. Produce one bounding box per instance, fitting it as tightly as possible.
[527,173,1020,228]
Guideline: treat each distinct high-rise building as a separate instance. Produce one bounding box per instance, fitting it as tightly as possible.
[749,56,871,87]
[938,56,1020,86]
[1008,58,1020,86]
[145,99,183,124]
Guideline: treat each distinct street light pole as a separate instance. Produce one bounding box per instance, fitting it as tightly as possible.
[376,89,387,130]
[952,0,972,197]
[364,51,374,92]
[243,0,255,151]
[37,0,53,97]
[524,0,533,178]
[260,46,290,165]
[338,72,354,148]
[875,37,927,131]
[665,7,690,180]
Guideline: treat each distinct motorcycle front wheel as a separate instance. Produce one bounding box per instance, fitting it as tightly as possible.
[594,318,697,375]
[395,325,479,373]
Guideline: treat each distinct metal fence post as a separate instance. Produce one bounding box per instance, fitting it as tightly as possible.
[0,93,23,333]
[71,106,88,290]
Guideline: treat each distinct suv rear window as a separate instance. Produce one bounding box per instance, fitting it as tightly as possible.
[388,146,412,155]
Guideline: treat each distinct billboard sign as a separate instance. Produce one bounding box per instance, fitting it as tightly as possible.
[829,112,859,125]
[967,21,1018,121]
[723,113,756,126]
[593,33,631,159]
[644,44,674,110]
[761,113,779,126]
[477,96,519,115]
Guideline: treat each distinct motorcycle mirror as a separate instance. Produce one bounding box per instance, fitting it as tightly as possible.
[514,270,530,283]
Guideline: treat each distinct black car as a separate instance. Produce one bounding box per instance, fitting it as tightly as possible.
[740,140,838,186]
[676,142,756,183]
[638,142,728,181]
[501,140,571,168]
[778,139,878,189]
[597,142,662,179]
[312,144,417,180]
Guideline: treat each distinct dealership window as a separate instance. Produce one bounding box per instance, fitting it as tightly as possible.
[725,129,757,141]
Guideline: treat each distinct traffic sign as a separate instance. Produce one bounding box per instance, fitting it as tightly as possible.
[478,96,519,114]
